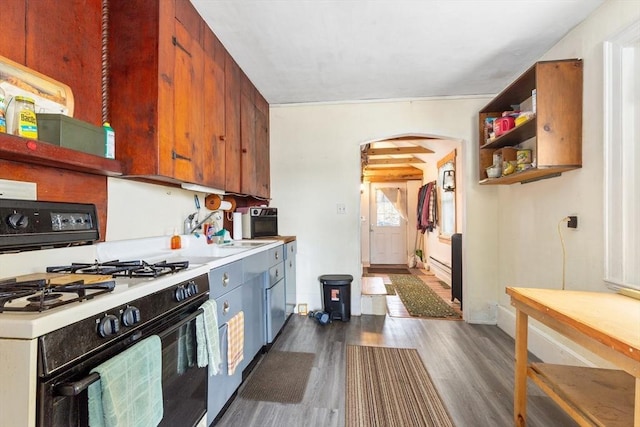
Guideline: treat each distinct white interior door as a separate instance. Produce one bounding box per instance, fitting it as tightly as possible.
[370,183,407,264]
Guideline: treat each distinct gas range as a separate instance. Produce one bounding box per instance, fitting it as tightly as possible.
[0,200,215,426]
[0,258,193,313]
[0,199,210,339]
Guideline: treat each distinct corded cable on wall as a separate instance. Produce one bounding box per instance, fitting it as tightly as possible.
[557,217,570,290]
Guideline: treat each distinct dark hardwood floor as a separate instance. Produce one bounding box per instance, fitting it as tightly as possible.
[216,315,578,426]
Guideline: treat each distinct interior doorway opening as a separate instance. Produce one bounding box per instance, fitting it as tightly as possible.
[359,133,463,317]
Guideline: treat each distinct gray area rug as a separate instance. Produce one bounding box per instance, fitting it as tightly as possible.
[239,351,315,403]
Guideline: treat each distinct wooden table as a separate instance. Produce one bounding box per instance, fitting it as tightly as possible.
[506,287,640,426]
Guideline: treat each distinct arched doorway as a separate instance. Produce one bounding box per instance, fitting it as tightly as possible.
[359,133,463,317]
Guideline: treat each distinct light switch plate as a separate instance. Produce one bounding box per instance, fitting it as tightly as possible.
[0,179,37,200]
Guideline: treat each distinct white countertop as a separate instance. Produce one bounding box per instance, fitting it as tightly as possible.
[0,238,282,340]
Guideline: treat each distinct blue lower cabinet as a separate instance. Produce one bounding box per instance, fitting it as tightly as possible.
[207,286,243,425]
[265,262,286,343]
[241,273,265,372]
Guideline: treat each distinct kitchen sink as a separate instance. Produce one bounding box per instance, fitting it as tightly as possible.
[219,240,273,248]
[182,245,249,258]
[176,237,276,264]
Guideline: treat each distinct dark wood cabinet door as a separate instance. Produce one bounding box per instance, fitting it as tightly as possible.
[240,87,257,196]
[255,92,270,198]
[224,55,242,193]
[202,30,226,190]
[169,17,204,183]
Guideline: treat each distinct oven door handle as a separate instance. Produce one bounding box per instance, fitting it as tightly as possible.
[55,308,205,396]
[156,308,203,339]
[56,372,101,396]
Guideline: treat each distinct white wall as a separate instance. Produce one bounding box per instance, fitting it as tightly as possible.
[496,0,640,367]
[105,178,205,241]
[269,98,499,320]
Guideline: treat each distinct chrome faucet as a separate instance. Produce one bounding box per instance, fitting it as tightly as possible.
[184,210,217,235]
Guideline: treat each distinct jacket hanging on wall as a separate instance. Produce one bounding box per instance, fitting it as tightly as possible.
[417,181,438,233]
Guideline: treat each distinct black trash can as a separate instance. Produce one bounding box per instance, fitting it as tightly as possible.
[319,274,353,321]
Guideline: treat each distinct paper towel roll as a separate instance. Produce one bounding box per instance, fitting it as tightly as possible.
[232,212,243,240]
[205,194,235,211]
[219,200,233,211]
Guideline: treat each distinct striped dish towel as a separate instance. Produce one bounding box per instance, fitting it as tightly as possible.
[227,311,244,375]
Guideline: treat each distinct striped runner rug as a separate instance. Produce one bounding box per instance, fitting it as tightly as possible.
[346,345,455,427]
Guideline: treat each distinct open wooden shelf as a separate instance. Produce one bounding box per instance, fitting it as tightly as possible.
[0,133,123,177]
[480,118,537,150]
[529,363,635,427]
[478,166,578,185]
[478,59,583,184]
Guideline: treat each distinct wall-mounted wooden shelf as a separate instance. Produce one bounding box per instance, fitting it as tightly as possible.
[0,133,123,177]
[478,59,583,185]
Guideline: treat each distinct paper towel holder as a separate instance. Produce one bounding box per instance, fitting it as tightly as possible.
[205,194,236,212]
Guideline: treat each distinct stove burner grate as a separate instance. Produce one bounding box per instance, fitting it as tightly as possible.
[46,259,190,278]
[0,277,116,312]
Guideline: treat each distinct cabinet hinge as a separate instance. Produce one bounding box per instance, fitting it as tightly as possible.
[172,36,192,57]
[172,150,192,162]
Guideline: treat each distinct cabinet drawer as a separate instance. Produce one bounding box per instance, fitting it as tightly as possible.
[214,285,243,323]
[267,245,284,267]
[284,240,296,260]
[208,260,243,299]
[268,262,285,287]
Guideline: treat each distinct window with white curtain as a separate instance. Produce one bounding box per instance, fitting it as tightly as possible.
[604,20,639,290]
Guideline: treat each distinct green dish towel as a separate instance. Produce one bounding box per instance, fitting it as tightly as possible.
[88,335,163,427]
[196,299,222,376]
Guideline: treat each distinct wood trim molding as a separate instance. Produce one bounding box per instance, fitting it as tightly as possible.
[437,149,456,168]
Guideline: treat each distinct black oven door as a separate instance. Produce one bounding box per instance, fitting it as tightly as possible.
[40,298,208,427]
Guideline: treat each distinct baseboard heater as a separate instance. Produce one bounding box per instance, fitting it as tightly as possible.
[428,256,451,274]
[428,256,452,290]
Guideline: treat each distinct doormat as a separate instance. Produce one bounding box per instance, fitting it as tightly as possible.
[388,274,461,319]
[346,345,455,427]
[366,267,411,275]
[239,351,315,403]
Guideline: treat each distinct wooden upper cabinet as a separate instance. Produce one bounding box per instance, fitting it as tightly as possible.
[240,71,257,196]
[240,71,270,199]
[110,0,205,184]
[171,7,204,184]
[202,29,226,190]
[109,0,269,196]
[255,92,270,198]
[224,55,242,193]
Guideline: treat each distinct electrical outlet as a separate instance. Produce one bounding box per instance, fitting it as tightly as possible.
[337,203,346,214]
[567,216,578,229]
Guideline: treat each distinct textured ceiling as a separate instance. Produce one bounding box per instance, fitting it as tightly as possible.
[191,0,604,105]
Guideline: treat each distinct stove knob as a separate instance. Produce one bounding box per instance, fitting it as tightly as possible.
[98,314,120,337]
[121,306,141,327]
[175,286,187,302]
[7,212,29,229]
[187,281,198,296]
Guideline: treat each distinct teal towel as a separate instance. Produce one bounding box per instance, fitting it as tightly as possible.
[88,335,163,427]
[176,321,196,375]
[196,299,222,376]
